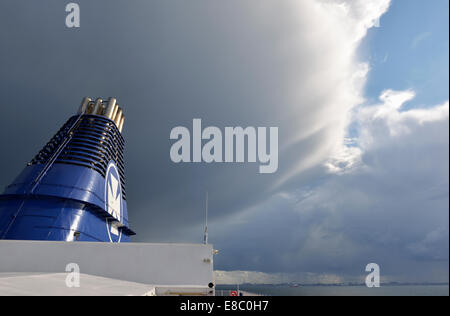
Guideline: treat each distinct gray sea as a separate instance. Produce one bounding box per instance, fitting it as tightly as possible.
[215,284,449,296]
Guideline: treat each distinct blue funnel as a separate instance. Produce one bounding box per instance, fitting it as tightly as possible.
[0,97,135,242]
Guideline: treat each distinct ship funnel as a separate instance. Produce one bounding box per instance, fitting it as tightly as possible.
[0,97,134,242]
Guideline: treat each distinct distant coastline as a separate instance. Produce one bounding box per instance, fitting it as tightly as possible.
[217,282,449,287]
[215,284,449,296]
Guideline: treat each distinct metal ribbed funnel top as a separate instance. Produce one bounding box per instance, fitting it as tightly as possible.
[78,97,125,133]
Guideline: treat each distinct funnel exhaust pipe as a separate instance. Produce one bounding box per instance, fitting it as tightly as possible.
[104,98,117,119]
[114,107,123,126]
[93,98,103,115]
[118,115,125,133]
[78,97,91,114]
[78,97,125,133]
[78,97,125,132]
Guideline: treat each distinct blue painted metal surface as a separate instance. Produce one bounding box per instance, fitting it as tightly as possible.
[0,113,134,242]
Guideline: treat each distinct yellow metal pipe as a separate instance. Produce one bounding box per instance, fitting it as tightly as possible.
[86,101,95,114]
[104,98,117,119]
[114,108,123,127]
[93,98,103,115]
[78,97,91,114]
[118,115,125,133]
[111,104,119,122]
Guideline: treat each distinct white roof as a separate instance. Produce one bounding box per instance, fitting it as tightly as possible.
[0,272,154,296]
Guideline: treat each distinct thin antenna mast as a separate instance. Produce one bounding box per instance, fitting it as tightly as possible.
[203,191,208,244]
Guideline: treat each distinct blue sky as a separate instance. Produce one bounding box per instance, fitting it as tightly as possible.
[362,0,449,110]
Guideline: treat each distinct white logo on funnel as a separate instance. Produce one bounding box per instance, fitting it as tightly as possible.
[107,172,121,220]
[105,161,122,241]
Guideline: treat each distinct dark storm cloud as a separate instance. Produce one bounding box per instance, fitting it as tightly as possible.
[1,0,359,239]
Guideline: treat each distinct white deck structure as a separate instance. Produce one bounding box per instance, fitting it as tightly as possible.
[0,240,215,296]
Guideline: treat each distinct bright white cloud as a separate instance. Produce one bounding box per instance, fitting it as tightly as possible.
[357,90,449,139]
[327,89,449,172]
[271,0,390,187]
